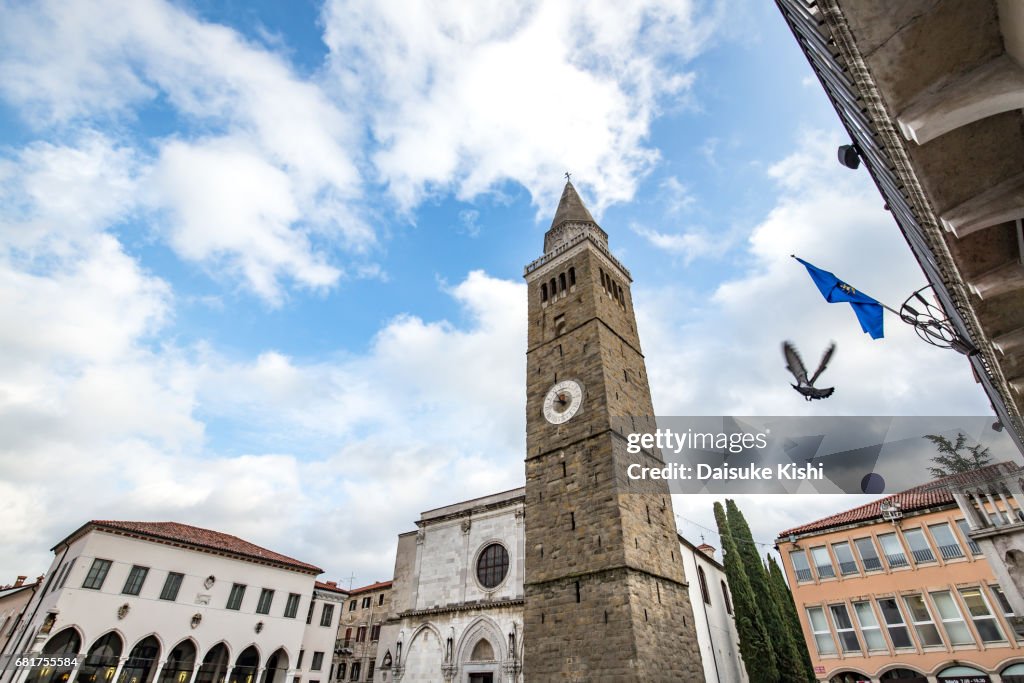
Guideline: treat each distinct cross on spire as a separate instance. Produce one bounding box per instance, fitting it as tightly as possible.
[564,171,572,182]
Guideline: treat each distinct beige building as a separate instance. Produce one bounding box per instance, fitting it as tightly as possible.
[335,582,390,683]
[777,464,1024,682]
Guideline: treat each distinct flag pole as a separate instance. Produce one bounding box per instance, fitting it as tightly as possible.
[790,254,902,317]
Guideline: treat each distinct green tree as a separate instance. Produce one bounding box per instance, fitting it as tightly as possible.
[726,499,803,682]
[767,554,815,682]
[925,432,992,478]
[714,501,778,683]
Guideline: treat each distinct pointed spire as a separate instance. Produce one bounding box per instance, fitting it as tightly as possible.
[549,180,596,230]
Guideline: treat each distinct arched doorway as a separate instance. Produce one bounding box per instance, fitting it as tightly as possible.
[157,641,197,683]
[76,632,124,683]
[880,668,928,682]
[228,646,260,683]
[936,664,991,682]
[1003,663,1024,683]
[829,672,870,683]
[259,649,288,683]
[195,644,230,683]
[26,627,81,683]
[118,637,161,683]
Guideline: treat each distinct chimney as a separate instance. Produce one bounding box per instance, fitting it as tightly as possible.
[696,544,716,558]
[14,576,26,586]
[326,581,337,588]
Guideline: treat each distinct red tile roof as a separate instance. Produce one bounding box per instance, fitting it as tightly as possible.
[315,581,349,595]
[63,521,323,574]
[777,462,1019,539]
[346,580,392,595]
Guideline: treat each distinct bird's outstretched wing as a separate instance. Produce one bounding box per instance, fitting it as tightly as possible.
[809,342,837,385]
[782,341,808,384]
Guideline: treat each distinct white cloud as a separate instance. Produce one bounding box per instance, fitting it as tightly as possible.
[322,0,719,216]
[632,222,726,264]
[0,0,368,303]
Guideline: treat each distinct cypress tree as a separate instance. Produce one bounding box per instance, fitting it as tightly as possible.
[714,501,778,683]
[768,554,816,682]
[725,500,796,681]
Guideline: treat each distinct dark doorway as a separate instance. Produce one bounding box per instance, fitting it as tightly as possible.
[468,675,493,683]
[118,637,161,683]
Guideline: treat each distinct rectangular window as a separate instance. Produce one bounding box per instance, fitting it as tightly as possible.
[378,593,384,606]
[877,598,913,648]
[928,522,964,560]
[297,651,304,668]
[256,588,275,615]
[58,559,76,589]
[122,565,149,595]
[790,550,812,582]
[357,626,367,643]
[82,558,112,590]
[343,628,352,647]
[160,572,184,601]
[930,590,974,645]
[853,537,883,572]
[806,607,837,655]
[902,528,935,564]
[321,603,334,627]
[226,583,246,610]
[852,601,887,652]
[903,594,942,646]
[284,593,301,618]
[311,653,323,671]
[370,624,381,641]
[366,662,374,681]
[959,587,1005,642]
[831,542,858,576]
[349,599,357,612]
[349,664,360,682]
[829,604,861,653]
[878,533,909,568]
[336,664,345,680]
[307,600,316,624]
[810,546,835,579]
[362,596,371,609]
[955,519,982,555]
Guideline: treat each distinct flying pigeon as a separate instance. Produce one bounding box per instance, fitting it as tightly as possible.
[783,341,836,401]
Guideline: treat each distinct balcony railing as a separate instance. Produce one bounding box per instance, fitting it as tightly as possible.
[795,568,813,582]
[839,561,859,575]
[885,553,909,568]
[910,548,936,563]
[815,564,836,579]
[937,544,965,560]
[861,557,882,571]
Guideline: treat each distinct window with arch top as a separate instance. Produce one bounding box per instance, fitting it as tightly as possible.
[697,566,710,604]
[476,543,510,589]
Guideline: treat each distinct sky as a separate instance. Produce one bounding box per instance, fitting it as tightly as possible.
[0,0,994,586]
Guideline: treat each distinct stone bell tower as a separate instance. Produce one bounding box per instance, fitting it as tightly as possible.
[522,180,705,681]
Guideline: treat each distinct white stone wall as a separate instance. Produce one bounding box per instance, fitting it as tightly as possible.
[679,543,748,683]
[409,503,524,612]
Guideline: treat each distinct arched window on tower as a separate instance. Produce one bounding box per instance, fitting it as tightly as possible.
[569,267,576,286]
[697,567,710,604]
[550,278,557,299]
[559,273,567,292]
[541,283,548,302]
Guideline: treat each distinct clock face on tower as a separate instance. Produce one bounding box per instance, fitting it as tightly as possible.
[542,379,584,424]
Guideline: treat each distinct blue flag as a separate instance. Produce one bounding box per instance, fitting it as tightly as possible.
[794,257,885,339]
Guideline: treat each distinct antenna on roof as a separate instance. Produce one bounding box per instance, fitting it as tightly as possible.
[880,500,903,526]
